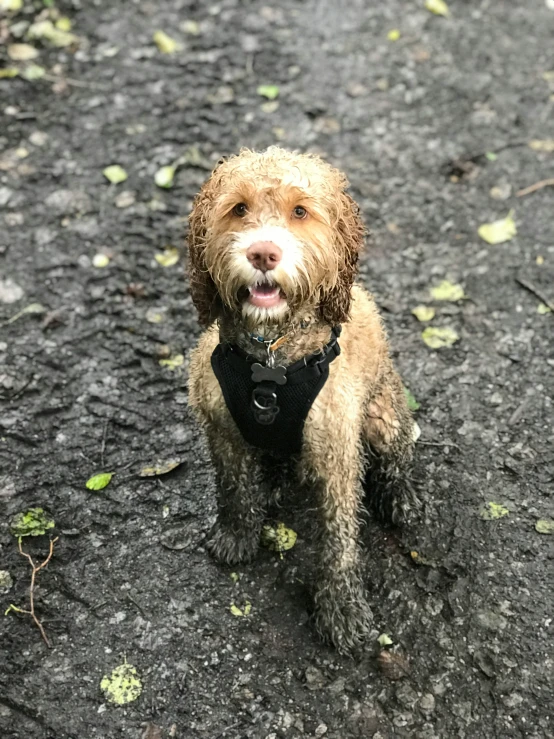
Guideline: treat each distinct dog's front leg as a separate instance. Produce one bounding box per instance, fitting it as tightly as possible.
[302,435,372,655]
[205,428,266,565]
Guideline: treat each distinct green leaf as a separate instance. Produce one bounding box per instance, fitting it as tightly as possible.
[154,165,176,189]
[537,303,552,315]
[535,519,554,534]
[86,472,113,491]
[100,662,142,705]
[404,388,420,411]
[479,502,509,520]
[260,523,297,553]
[378,633,393,646]
[103,165,128,184]
[230,601,251,617]
[425,0,449,16]
[153,30,179,54]
[257,84,280,100]
[421,326,459,348]
[21,64,46,81]
[10,508,55,538]
[429,280,465,302]
[485,152,498,161]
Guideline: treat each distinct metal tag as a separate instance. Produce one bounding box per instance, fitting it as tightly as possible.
[251,363,287,385]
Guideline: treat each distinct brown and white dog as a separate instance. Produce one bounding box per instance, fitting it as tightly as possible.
[187,147,417,654]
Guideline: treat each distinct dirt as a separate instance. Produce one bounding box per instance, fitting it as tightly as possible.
[1,1,553,738]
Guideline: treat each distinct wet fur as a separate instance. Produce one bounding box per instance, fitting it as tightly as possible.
[187,147,417,655]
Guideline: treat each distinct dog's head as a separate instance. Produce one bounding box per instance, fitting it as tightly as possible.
[187,147,365,328]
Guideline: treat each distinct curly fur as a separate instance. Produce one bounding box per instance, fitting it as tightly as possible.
[187,147,417,655]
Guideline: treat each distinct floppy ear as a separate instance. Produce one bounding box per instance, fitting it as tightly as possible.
[187,187,221,327]
[318,191,366,324]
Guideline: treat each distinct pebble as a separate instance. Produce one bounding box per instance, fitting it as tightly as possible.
[419,693,436,715]
[0,187,13,208]
[115,190,136,208]
[44,189,92,216]
[0,570,14,594]
[0,279,23,304]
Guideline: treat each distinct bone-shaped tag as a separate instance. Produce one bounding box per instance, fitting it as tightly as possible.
[251,363,287,385]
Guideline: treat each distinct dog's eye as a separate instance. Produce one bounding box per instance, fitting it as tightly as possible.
[232,203,248,217]
[292,205,307,219]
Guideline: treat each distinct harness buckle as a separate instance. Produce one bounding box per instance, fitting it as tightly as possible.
[251,385,280,425]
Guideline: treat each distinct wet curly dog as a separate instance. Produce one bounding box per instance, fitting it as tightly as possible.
[187,147,417,654]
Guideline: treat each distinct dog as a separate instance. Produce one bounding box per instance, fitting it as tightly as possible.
[187,147,417,654]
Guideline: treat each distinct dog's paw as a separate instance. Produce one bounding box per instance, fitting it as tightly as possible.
[205,521,259,565]
[313,580,373,656]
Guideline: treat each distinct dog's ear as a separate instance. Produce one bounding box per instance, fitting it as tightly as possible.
[318,191,365,324]
[187,188,221,327]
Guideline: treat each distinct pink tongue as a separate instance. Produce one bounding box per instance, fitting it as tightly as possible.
[248,285,282,308]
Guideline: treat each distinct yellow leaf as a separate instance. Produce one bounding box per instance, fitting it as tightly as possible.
[260,523,297,553]
[181,20,200,35]
[425,0,449,16]
[378,633,393,646]
[429,280,465,302]
[153,30,179,54]
[139,460,181,477]
[478,210,516,245]
[535,519,554,534]
[154,165,176,189]
[528,139,554,153]
[230,601,251,617]
[412,305,436,322]
[27,20,78,48]
[7,44,39,61]
[537,303,552,314]
[103,165,128,184]
[479,502,509,520]
[100,662,142,705]
[0,68,19,79]
[55,17,72,32]
[155,247,179,267]
[92,253,110,268]
[159,354,184,370]
[421,326,459,349]
[387,29,401,41]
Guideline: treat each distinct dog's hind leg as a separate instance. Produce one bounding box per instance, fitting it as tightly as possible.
[205,427,267,565]
[362,366,418,525]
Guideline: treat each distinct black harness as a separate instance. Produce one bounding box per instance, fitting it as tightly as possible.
[211,326,342,455]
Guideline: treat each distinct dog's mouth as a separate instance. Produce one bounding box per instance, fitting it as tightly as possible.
[245,278,286,309]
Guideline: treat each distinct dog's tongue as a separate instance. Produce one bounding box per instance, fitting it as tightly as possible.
[248,284,282,308]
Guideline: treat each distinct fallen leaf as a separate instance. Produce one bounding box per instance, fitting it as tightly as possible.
[257,84,280,100]
[27,20,79,48]
[528,139,554,153]
[153,30,179,54]
[261,100,279,114]
[387,29,401,41]
[378,633,393,646]
[230,572,239,583]
[21,64,46,81]
[425,0,449,16]
[55,17,72,32]
[2,302,46,326]
[412,421,421,442]
[181,20,200,35]
[421,326,459,348]
[478,210,517,244]
[100,662,142,705]
[0,68,19,79]
[479,502,509,520]
[430,280,465,301]
[404,388,420,411]
[230,601,252,617]
[535,519,554,534]
[7,44,39,61]
[86,472,113,491]
[261,522,297,554]
[92,253,110,268]
[145,308,166,324]
[159,354,184,370]
[155,247,179,267]
[378,650,410,680]
[537,303,552,314]
[103,165,128,184]
[10,508,55,538]
[410,550,435,567]
[485,151,498,161]
[412,305,435,322]
[154,164,176,189]
[0,0,22,10]
[139,460,181,477]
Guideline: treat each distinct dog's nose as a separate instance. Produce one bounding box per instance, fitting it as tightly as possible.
[246,241,282,272]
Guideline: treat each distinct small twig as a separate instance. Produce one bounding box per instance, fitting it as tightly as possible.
[42,73,108,90]
[418,440,461,451]
[516,178,554,197]
[515,277,554,312]
[11,537,58,647]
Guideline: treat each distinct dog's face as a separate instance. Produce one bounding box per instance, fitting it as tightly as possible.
[188,147,365,328]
